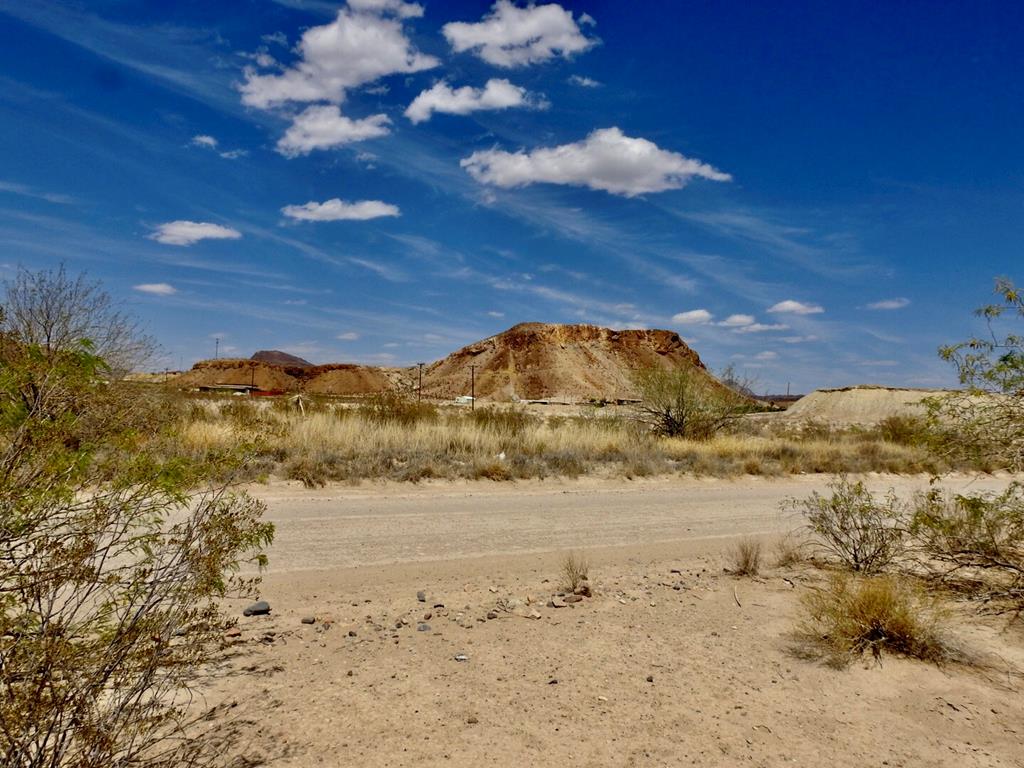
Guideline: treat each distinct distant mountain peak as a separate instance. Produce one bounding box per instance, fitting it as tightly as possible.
[251,350,313,367]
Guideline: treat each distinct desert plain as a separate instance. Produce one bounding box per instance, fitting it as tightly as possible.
[197,474,1024,768]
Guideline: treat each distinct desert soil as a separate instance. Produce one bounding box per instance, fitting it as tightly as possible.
[199,475,1024,767]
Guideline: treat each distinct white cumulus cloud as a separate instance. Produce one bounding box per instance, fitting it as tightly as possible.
[405,78,541,124]
[461,127,730,197]
[672,309,712,325]
[191,134,218,148]
[282,198,401,221]
[443,1,597,67]
[568,74,600,87]
[240,3,438,109]
[336,331,361,340]
[133,282,177,295]
[149,221,242,246]
[719,313,754,327]
[276,105,391,157]
[867,297,910,310]
[767,299,824,315]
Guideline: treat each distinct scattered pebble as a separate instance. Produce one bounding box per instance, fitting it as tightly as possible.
[646,675,654,683]
[416,591,426,603]
[466,715,479,725]
[417,623,431,632]
[454,653,469,662]
[301,616,316,625]
[486,611,498,620]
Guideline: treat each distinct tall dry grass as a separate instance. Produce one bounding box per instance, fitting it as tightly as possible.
[172,399,944,486]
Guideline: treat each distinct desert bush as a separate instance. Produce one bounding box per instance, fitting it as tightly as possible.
[799,573,950,664]
[560,552,590,592]
[784,476,906,573]
[911,483,1024,616]
[469,406,537,435]
[631,365,755,440]
[364,390,438,426]
[0,272,273,767]
[876,414,930,446]
[930,277,1024,471]
[729,537,762,576]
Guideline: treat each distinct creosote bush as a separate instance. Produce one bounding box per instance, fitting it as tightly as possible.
[0,269,274,768]
[911,482,1024,616]
[799,574,950,664]
[729,537,762,576]
[784,476,906,573]
[631,364,756,440]
[560,552,590,592]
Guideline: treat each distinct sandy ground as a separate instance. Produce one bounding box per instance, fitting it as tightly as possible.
[197,475,1024,767]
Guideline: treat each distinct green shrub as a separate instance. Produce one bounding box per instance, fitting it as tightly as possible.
[364,390,438,426]
[784,476,906,573]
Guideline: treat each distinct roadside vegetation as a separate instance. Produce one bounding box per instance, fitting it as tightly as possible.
[170,396,950,487]
[784,278,1024,665]
[0,267,274,767]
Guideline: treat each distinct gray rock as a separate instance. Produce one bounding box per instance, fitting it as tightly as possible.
[301,616,316,624]
[547,597,566,608]
[563,595,583,604]
[416,591,426,602]
[417,623,431,632]
[486,611,498,620]
[454,653,469,662]
[243,600,270,617]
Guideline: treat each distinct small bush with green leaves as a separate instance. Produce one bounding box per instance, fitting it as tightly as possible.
[784,476,906,573]
[911,482,1024,615]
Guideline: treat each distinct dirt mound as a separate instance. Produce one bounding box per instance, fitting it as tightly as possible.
[784,385,951,425]
[305,365,403,395]
[177,359,302,391]
[252,350,313,367]
[179,359,405,396]
[422,322,710,402]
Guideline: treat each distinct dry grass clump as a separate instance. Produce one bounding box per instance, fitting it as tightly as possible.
[561,552,590,592]
[729,537,762,576]
[774,531,809,567]
[799,573,951,664]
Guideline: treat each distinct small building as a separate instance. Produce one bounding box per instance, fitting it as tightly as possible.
[196,383,260,395]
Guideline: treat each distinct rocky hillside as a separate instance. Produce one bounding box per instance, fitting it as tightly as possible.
[251,350,313,367]
[176,359,405,395]
[421,323,710,402]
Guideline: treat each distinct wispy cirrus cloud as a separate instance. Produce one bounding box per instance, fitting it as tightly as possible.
[866,297,910,310]
[0,179,73,204]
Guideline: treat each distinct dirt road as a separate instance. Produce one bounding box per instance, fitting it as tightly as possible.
[251,474,1012,572]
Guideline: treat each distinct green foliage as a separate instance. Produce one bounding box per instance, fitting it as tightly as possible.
[784,476,906,573]
[932,277,1024,471]
[363,390,438,426]
[911,483,1024,615]
[0,276,273,767]
[631,365,755,440]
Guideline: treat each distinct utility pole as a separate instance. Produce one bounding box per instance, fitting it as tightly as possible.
[417,362,425,401]
[215,337,220,360]
[470,364,476,411]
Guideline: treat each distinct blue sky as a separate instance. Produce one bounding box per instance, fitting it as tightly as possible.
[1,0,1021,392]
